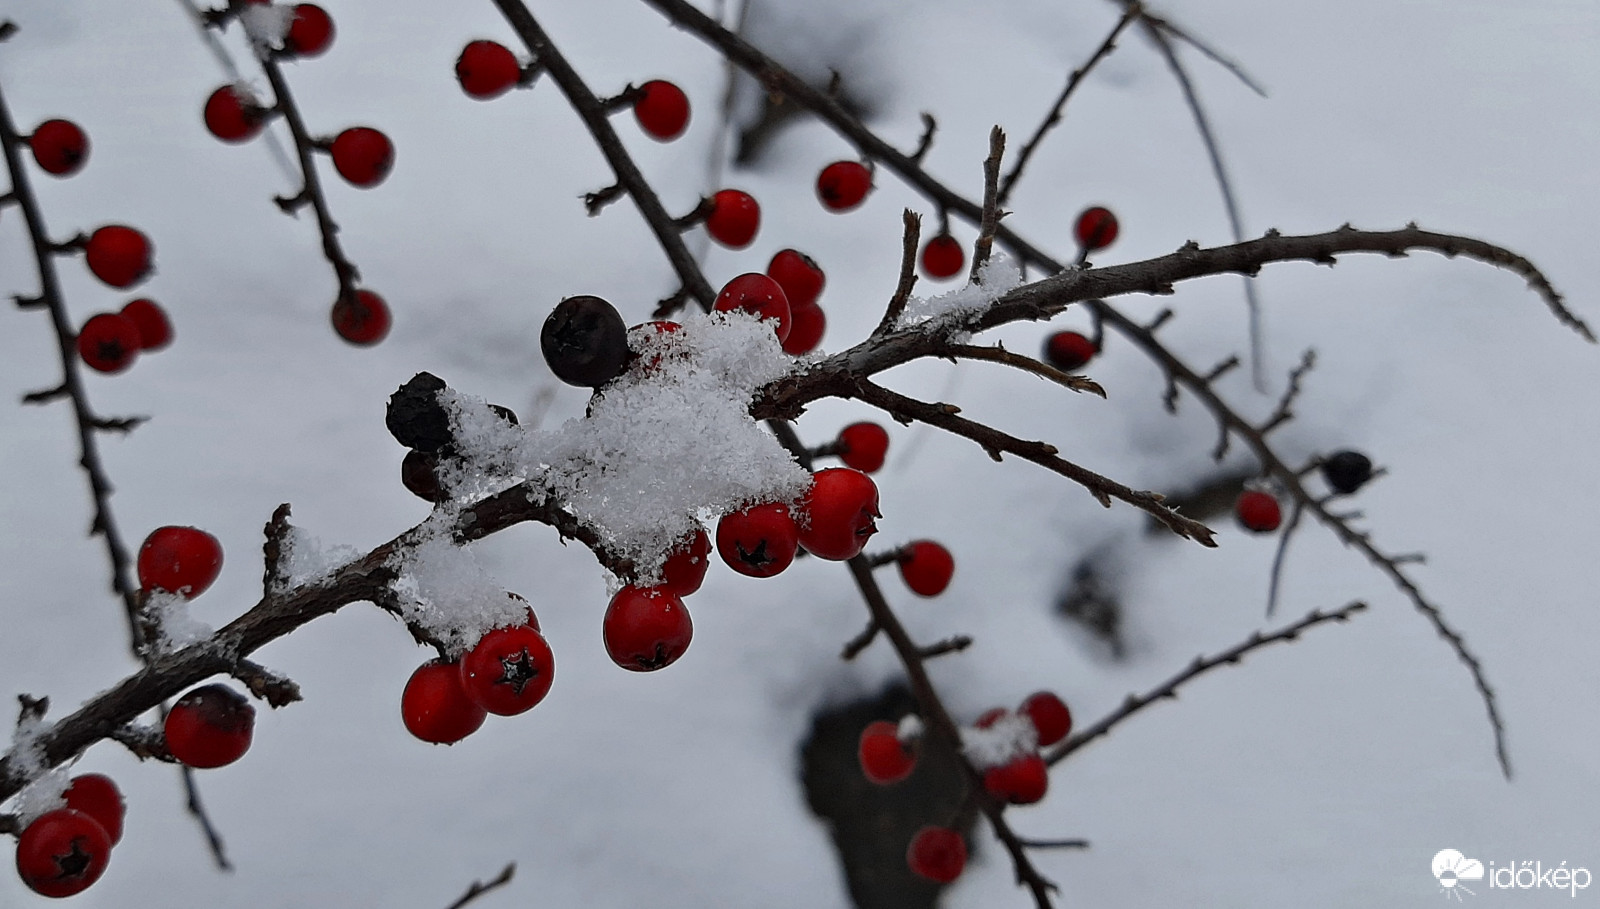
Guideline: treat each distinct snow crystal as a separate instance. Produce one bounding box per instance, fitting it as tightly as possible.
[278,525,363,591]
[239,4,294,56]
[387,531,529,655]
[960,710,1039,770]
[146,590,214,655]
[444,310,812,585]
[894,250,1024,333]
[5,713,67,824]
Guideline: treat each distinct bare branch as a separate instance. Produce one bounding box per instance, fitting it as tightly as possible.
[875,209,922,335]
[443,863,516,909]
[970,127,1006,280]
[945,344,1107,397]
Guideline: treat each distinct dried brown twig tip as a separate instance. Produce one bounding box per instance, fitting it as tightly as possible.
[946,343,1107,397]
[1048,601,1369,764]
[443,862,516,909]
[875,209,922,334]
[970,126,1006,280]
[1258,348,1316,435]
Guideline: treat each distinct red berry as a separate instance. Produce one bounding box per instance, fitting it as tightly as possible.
[632,79,690,141]
[660,529,712,596]
[797,468,879,561]
[716,503,799,578]
[455,40,521,100]
[1074,205,1119,251]
[906,826,966,884]
[704,189,759,248]
[84,225,153,288]
[164,684,255,768]
[983,752,1049,804]
[1020,691,1072,747]
[203,84,266,143]
[766,249,825,309]
[858,720,916,784]
[1235,490,1282,533]
[137,526,223,598]
[898,540,954,597]
[28,119,89,176]
[459,622,555,716]
[63,774,125,846]
[119,298,173,351]
[835,421,889,473]
[920,233,965,279]
[714,273,791,342]
[15,809,112,898]
[281,3,334,56]
[782,301,825,355]
[603,586,693,672]
[76,313,141,374]
[331,288,391,346]
[329,126,394,187]
[402,660,487,744]
[816,160,873,212]
[1044,330,1096,372]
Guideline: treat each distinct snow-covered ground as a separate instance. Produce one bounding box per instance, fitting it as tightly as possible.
[1,0,1596,906]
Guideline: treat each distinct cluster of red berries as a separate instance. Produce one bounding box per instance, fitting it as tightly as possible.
[13,774,125,897]
[203,2,393,346]
[77,296,172,374]
[718,467,881,579]
[401,604,555,744]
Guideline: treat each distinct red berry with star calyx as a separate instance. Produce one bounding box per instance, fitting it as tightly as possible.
[782,301,825,355]
[165,684,255,768]
[282,3,334,56]
[704,189,760,248]
[603,586,693,672]
[15,809,112,898]
[459,621,555,716]
[835,422,889,473]
[84,225,152,288]
[1235,490,1282,533]
[204,85,266,143]
[402,660,487,744]
[1074,205,1119,251]
[858,720,916,785]
[1044,330,1096,372]
[119,298,172,351]
[816,160,873,212]
[1020,691,1072,747]
[28,119,89,176]
[456,40,521,100]
[898,540,954,597]
[714,273,791,342]
[766,249,825,309]
[632,79,690,141]
[330,126,394,187]
[983,752,1049,804]
[797,468,880,561]
[332,289,391,346]
[63,774,125,846]
[660,529,712,596]
[920,233,964,279]
[76,313,141,374]
[906,826,966,884]
[716,503,799,578]
[137,526,223,598]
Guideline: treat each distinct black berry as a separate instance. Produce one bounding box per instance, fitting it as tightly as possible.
[387,372,453,452]
[1321,450,1374,494]
[541,295,629,387]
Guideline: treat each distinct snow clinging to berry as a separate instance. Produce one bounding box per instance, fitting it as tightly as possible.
[961,710,1039,770]
[894,250,1024,333]
[239,4,295,56]
[387,531,529,656]
[444,310,811,584]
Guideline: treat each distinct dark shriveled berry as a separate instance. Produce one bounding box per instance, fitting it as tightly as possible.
[1321,450,1374,494]
[386,372,453,452]
[541,295,629,387]
[401,449,446,502]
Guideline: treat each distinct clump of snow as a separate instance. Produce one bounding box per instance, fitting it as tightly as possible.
[277,525,363,592]
[146,590,214,655]
[5,713,67,824]
[896,713,925,743]
[387,531,530,656]
[239,4,294,56]
[960,709,1039,770]
[444,310,812,585]
[894,250,1024,333]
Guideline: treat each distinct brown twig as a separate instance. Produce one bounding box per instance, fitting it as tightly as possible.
[970,127,1006,280]
[443,862,516,909]
[945,344,1106,397]
[1257,349,1316,436]
[1048,601,1368,763]
[875,209,922,335]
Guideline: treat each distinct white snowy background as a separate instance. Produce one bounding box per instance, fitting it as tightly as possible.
[1,0,1596,906]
